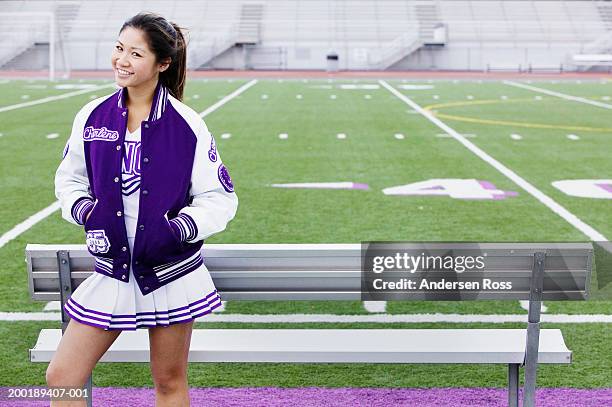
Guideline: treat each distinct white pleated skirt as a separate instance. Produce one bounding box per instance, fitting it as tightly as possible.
[64,237,222,331]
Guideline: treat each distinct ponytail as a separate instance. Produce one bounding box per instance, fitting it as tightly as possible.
[160,22,186,101]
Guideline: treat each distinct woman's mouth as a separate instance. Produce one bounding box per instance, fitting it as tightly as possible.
[116,68,133,77]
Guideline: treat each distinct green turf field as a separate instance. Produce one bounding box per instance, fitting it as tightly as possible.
[0,77,610,388]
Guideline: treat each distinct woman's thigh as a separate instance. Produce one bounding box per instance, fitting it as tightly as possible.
[148,320,194,380]
[47,319,122,386]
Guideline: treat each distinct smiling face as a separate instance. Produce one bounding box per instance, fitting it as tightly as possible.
[111,26,169,91]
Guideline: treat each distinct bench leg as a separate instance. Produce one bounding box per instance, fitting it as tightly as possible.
[508,363,519,407]
[86,375,93,407]
[523,322,540,407]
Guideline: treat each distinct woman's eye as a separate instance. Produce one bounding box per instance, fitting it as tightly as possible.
[132,52,141,57]
[115,45,122,51]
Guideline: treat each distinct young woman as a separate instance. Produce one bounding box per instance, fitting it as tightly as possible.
[48,12,238,406]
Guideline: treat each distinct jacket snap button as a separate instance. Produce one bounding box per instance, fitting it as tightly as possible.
[139,224,145,230]
[142,189,148,195]
[122,111,126,117]
[121,275,126,280]
[122,263,128,269]
[144,124,149,128]
[135,260,139,265]
[144,286,149,291]
[121,246,127,252]
[116,145,121,151]
[116,211,122,217]
[114,177,119,183]
[139,275,144,280]
[143,157,149,163]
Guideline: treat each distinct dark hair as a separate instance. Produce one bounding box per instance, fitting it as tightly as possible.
[120,12,187,101]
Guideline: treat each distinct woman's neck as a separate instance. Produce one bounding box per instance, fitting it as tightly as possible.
[125,78,157,110]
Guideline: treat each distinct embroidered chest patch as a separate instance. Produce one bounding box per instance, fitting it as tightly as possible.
[83,126,119,142]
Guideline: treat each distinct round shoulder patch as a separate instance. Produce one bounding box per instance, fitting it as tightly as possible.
[217,163,234,193]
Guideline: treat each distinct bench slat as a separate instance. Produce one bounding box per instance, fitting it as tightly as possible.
[30,328,571,364]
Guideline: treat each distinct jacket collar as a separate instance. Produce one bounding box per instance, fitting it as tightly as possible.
[116,80,169,122]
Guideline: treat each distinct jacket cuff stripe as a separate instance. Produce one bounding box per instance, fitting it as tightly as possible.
[169,213,198,242]
[71,197,94,225]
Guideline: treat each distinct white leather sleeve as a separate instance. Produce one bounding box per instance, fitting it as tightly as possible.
[54,104,95,226]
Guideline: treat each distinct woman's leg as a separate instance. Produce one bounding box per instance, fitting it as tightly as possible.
[46,318,122,406]
[149,320,194,407]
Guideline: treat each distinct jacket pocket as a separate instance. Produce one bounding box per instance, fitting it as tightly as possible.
[84,199,112,256]
[143,212,184,264]
[83,198,99,230]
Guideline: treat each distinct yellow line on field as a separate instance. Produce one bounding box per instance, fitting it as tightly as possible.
[423,98,612,132]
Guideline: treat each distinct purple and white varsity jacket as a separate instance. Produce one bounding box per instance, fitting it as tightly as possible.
[54,81,238,295]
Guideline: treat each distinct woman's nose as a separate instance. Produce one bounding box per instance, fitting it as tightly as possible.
[116,53,129,66]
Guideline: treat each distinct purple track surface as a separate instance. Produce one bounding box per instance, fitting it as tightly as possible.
[4,387,611,406]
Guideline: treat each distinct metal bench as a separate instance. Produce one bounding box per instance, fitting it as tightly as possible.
[26,243,593,407]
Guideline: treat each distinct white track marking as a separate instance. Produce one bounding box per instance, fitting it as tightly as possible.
[519,300,548,313]
[379,79,608,242]
[510,134,522,140]
[0,83,115,113]
[336,133,347,139]
[436,133,476,138]
[44,301,60,311]
[0,201,60,249]
[278,133,288,139]
[0,83,255,249]
[199,79,257,117]
[363,301,387,313]
[394,133,405,140]
[46,133,59,139]
[221,133,232,139]
[2,312,610,323]
[504,80,612,110]
[567,134,580,141]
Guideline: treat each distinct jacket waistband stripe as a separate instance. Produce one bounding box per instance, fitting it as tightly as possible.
[153,250,200,272]
[157,255,203,281]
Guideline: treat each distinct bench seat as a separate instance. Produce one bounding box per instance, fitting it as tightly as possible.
[30,328,571,364]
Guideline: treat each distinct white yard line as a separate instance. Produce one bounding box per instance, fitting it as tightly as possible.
[0,201,60,249]
[363,301,387,313]
[379,80,609,242]
[503,80,612,110]
[0,83,116,113]
[1,312,609,323]
[519,300,548,313]
[0,82,257,250]
[199,79,257,117]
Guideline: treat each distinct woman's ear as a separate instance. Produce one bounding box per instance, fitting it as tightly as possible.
[159,57,171,73]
